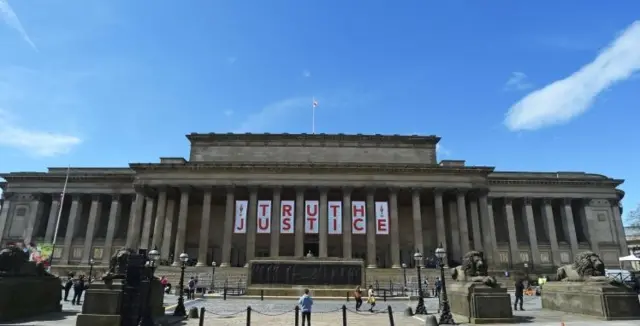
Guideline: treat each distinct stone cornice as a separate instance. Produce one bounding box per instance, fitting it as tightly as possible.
[186,132,441,148]
[488,171,623,187]
[0,169,135,183]
[129,162,495,175]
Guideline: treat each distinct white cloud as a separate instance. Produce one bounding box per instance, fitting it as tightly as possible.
[0,0,37,50]
[234,97,312,133]
[505,21,640,131]
[503,72,533,91]
[436,143,451,156]
[223,109,234,117]
[303,70,311,78]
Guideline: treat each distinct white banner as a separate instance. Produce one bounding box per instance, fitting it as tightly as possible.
[257,200,272,234]
[375,201,389,235]
[328,201,342,234]
[234,200,248,234]
[305,200,319,234]
[351,201,366,234]
[280,200,295,234]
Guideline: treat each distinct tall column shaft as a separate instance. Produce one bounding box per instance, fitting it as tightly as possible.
[160,197,177,261]
[151,189,168,249]
[318,188,329,258]
[523,198,541,267]
[23,195,42,244]
[125,192,145,248]
[102,194,122,264]
[542,199,561,266]
[468,198,483,251]
[0,198,12,244]
[172,189,190,266]
[270,187,282,257]
[561,199,579,258]
[456,192,470,255]
[294,188,305,257]
[448,199,461,261]
[220,188,235,267]
[60,195,83,264]
[44,196,61,243]
[245,187,258,265]
[366,189,377,268]
[140,196,155,250]
[389,189,401,268]
[197,188,213,266]
[81,195,102,264]
[478,193,498,263]
[411,189,424,266]
[610,199,628,257]
[579,199,599,254]
[503,198,519,266]
[342,188,352,259]
[434,190,447,264]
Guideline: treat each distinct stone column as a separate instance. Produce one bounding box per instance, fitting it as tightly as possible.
[220,187,235,267]
[434,189,448,264]
[456,191,470,255]
[125,191,145,248]
[245,187,258,265]
[503,198,519,266]
[102,194,122,265]
[151,188,168,250]
[541,199,561,266]
[318,187,329,258]
[60,195,83,265]
[140,195,156,250]
[389,188,401,268]
[610,199,628,257]
[81,195,102,264]
[411,189,424,266]
[172,188,190,266]
[23,194,43,244]
[366,189,377,268]
[0,195,12,245]
[561,198,579,258]
[197,188,213,266]
[523,198,541,267]
[270,187,282,257]
[448,199,461,261]
[342,187,352,259]
[478,193,498,263]
[44,195,61,243]
[294,187,305,257]
[160,196,177,261]
[468,198,483,251]
[578,199,599,254]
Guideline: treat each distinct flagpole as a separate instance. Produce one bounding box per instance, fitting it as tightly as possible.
[49,165,70,267]
[312,97,316,134]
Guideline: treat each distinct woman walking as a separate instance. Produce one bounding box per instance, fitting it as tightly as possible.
[366,285,376,312]
[354,286,363,311]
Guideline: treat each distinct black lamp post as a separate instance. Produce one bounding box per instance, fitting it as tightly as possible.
[173,252,189,317]
[435,243,455,324]
[401,263,407,296]
[139,248,160,326]
[210,261,217,293]
[88,258,94,284]
[523,262,529,282]
[413,251,427,315]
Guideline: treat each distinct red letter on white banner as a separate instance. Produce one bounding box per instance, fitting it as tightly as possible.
[351,201,366,234]
[305,200,319,234]
[280,200,294,234]
[257,200,272,234]
[328,201,342,234]
[375,201,389,235]
[234,200,248,234]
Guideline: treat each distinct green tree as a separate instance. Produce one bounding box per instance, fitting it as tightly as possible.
[625,203,640,227]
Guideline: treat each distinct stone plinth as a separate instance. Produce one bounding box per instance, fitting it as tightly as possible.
[76,279,165,326]
[447,282,515,324]
[541,281,640,320]
[0,276,62,322]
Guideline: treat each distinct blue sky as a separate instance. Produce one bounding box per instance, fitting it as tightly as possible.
[0,1,639,222]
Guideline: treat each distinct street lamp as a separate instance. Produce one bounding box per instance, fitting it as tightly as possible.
[435,243,455,324]
[401,263,407,296]
[88,259,95,284]
[413,251,427,315]
[173,252,189,317]
[210,261,217,292]
[523,262,529,281]
[139,248,160,326]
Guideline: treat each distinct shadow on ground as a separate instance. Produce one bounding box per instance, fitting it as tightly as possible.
[3,311,79,325]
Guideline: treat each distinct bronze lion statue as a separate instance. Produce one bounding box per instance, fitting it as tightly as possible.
[102,247,136,281]
[451,251,497,287]
[556,251,613,283]
[0,246,29,274]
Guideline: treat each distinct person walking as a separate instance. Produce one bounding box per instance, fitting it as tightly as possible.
[434,277,442,298]
[71,275,86,305]
[298,288,313,326]
[354,286,363,311]
[366,285,376,312]
[188,277,196,300]
[63,276,73,301]
[514,278,525,311]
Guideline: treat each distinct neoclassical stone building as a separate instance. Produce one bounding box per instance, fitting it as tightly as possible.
[0,133,629,269]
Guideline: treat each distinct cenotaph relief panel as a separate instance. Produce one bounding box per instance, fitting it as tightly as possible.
[519,251,530,263]
[539,251,550,264]
[560,251,571,264]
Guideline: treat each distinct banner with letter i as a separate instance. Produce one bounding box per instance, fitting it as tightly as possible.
[328,201,342,234]
[234,200,248,233]
[375,201,389,235]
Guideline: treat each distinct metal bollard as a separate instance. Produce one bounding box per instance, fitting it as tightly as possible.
[341,304,347,326]
[346,291,350,302]
[261,289,264,301]
[246,306,251,326]
[294,305,300,326]
[383,290,387,302]
[387,305,394,326]
[199,307,205,326]
[223,287,227,300]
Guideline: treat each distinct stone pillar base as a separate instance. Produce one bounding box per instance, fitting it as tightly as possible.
[219,262,231,268]
[448,281,515,324]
